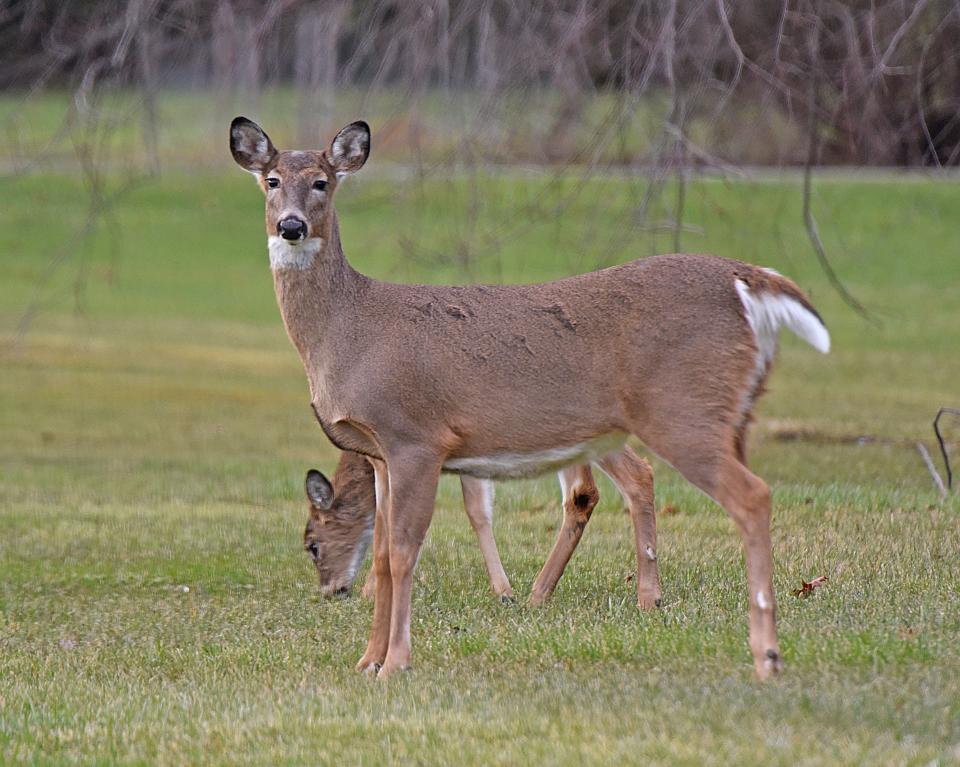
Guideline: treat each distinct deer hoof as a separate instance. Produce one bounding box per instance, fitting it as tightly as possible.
[376,662,410,680]
[636,591,662,611]
[528,591,549,608]
[356,658,382,675]
[756,649,783,680]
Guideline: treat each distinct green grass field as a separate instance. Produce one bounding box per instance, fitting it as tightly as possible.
[1,164,959,765]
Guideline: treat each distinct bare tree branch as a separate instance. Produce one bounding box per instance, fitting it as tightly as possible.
[802,12,877,325]
[934,408,959,491]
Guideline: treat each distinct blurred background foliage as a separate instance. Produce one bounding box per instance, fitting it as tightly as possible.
[2,0,959,171]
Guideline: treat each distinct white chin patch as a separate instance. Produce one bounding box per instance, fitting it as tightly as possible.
[267,236,322,270]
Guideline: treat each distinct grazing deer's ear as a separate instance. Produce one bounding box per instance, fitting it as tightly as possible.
[328,121,370,178]
[305,469,335,510]
[230,116,277,174]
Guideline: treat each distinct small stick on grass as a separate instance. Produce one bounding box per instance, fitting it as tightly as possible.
[917,442,948,502]
[933,408,959,491]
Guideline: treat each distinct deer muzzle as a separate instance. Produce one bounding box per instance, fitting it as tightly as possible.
[277,216,307,241]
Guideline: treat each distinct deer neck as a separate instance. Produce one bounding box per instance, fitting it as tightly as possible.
[270,209,364,371]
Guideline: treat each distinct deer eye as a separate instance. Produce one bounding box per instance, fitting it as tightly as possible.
[307,542,320,560]
[266,177,280,189]
[312,179,327,191]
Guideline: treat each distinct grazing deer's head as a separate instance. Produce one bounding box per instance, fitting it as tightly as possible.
[302,458,376,597]
[229,117,370,268]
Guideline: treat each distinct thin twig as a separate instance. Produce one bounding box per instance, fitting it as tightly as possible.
[802,162,876,325]
[934,408,959,490]
[802,20,877,325]
[870,0,933,83]
[917,443,948,501]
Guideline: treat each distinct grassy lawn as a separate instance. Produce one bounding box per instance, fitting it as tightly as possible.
[1,166,958,765]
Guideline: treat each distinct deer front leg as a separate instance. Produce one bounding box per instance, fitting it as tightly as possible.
[356,460,391,672]
[460,477,514,601]
[598,448,661,610]
[377,450,441,679]
[529,465,599,606]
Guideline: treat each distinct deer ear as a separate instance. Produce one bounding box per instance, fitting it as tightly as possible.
[328,121,370,177]
[230,116,277,174]
[305,469,335,510]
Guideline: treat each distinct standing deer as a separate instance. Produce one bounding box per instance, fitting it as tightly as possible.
[230,117,829,679]
[303,447,660,609]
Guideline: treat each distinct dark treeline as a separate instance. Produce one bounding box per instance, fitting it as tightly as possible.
[3,0,959,166]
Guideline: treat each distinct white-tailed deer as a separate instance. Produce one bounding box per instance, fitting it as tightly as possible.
[303,447,660,608]
[230,117,829,680]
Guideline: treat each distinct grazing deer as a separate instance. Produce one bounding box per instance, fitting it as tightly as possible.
[230,117,829,680]
[303,447,661,608]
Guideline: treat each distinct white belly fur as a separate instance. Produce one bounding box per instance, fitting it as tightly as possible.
[443,432,627,479]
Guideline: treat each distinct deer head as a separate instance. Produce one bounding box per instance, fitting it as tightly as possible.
[229,117,370,267]
[302,461,376,598]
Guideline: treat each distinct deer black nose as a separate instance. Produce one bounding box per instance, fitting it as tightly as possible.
[278,217,307,241]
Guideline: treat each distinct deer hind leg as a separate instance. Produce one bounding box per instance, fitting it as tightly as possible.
[377,449,441,679]
[355,459,392,672]
[712,457,779,679]
[529,464,599,606]
[460,477,514,601]
[634,421,780,679]
[597,447,661,610]
[683,455,778,678]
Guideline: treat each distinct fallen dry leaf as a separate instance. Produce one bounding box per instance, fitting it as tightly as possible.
[791,575,828,598]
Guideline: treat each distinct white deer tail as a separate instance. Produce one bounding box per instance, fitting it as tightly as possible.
[734,275,831,366]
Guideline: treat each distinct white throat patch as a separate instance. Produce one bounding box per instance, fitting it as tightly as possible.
[267,236,322,271]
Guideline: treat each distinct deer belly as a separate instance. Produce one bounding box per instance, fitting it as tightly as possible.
[442,431,627,479]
